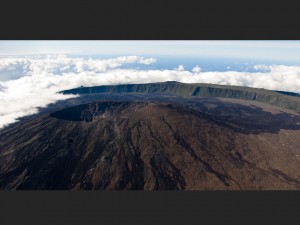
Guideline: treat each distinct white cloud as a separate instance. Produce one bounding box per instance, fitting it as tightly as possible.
[138,57,157,65]
[0,55,157,78]
[176,65,185,71]
[0,83,6,92]
[253,64,271,71]
[192,65,201,73]
[0,55,300,129]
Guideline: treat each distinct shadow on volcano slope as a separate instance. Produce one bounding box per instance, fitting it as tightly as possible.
[183,98,300,135]
[49,97,300,135]
[4,91,299,135]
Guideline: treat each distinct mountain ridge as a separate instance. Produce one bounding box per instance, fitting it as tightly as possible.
[60,81,300,112]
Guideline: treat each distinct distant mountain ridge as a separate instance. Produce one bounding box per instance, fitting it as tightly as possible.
[61,81,300,112]
[275,90,300,97]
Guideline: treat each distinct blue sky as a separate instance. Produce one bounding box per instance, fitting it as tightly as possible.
[1,41,300,62]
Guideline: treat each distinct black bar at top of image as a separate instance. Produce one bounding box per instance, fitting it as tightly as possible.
[1,0,300,39]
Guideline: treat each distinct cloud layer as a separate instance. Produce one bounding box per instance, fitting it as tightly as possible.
[0,55,300,129]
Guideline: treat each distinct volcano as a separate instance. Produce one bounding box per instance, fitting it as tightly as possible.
[1,89,300,190]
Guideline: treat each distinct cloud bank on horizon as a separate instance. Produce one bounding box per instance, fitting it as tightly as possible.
[0,54,300,129]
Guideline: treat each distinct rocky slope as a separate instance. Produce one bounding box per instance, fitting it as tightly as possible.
[0,100,300,190]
